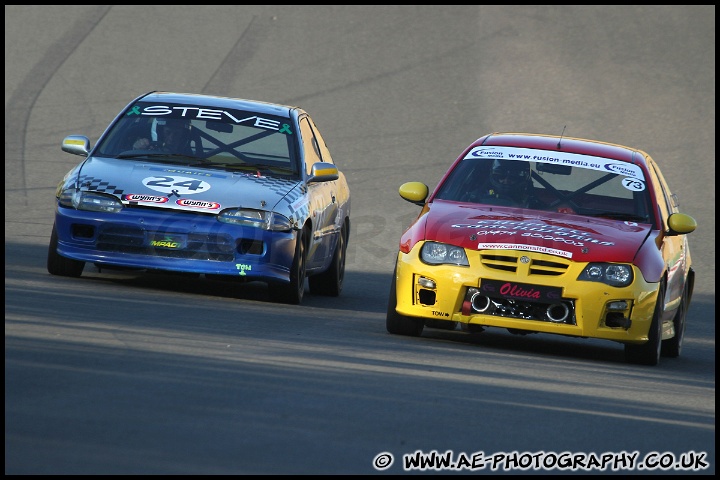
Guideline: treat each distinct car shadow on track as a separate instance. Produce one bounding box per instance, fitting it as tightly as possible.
[7,240,715,369]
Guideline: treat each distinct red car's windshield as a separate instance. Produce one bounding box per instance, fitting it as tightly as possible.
[433,155,653,224]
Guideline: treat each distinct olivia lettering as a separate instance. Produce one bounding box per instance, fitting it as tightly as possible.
[499,282,541,300]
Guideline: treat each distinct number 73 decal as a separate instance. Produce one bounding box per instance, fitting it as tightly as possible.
[622,177,645,191]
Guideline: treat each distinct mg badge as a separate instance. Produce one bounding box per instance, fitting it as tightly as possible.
[520,256,530,264]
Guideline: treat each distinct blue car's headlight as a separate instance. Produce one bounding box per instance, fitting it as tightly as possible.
[578,263,633,287]
[218,208,292,231]
[58,189,123,213]
[420,241,469,266]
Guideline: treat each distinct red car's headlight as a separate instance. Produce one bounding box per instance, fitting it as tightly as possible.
[420,241,469,266]
[578,263,633,287]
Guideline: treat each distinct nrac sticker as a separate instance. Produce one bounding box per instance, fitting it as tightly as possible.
[151,240,181,249]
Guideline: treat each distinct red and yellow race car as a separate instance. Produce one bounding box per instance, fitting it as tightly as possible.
[387,132,696,366]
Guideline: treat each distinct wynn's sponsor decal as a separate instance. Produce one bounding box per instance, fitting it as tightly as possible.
[176,199,221,209]
[123,194,169,203]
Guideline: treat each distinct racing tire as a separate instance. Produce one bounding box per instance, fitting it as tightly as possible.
[625,284,664,366]
[309,222,347,297]
[268,228,307,305]
[47,224,85,277]
[661,282,689,358]
[386,264,424,337]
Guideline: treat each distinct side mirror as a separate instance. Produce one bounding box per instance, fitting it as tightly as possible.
[62,135,91,157]
[667,213,697,236]
[308,162,339,183]
[399,182,429,206]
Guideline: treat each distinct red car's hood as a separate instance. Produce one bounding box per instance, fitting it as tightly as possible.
[419,201,652,262]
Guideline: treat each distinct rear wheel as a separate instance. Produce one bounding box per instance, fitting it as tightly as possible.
[268,228,307,305]
[386,262,424,336]
[661,283,689,358]
[309,223,347,296]
[625,284,664,366]
[47,224,85,277]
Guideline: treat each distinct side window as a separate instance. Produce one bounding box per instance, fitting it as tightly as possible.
[651,162,679,212]
[299,117,322,176]
[307,117,334,165]
[646,161,673,229]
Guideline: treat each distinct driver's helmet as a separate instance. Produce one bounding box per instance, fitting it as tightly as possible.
[489,159,532,196]
[152,117,191,150]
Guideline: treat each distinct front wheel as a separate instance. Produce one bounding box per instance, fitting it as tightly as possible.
[661,282,689,358]
[309,223,347,296]
[386,262,424,337]
[625,284,664,366]
[47,224,85,277]
[268,228,307,305]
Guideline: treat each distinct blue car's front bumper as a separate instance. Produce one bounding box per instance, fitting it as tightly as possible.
[53,204,297,283]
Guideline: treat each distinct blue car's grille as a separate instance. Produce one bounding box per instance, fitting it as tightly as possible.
[96,224,236,262]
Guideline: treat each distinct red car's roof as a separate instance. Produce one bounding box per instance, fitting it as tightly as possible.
[474,132,647,165]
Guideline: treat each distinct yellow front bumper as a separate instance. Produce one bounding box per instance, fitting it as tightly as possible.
[392,244,660,345]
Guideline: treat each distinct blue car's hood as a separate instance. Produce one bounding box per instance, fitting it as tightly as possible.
[64,156,303,215]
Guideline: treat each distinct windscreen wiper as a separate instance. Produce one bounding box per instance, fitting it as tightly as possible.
[203,162,296,176]
[117,152,209,164]
[584,212,649,222]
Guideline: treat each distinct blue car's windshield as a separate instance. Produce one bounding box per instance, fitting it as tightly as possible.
[94,102,301,178]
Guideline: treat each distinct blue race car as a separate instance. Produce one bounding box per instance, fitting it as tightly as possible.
[47,91,351,304]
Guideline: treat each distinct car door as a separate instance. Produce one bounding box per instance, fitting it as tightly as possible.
[647,158,689,314]
[299,115,338,269]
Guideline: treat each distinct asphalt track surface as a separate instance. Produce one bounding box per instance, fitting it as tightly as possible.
[5,5,715,475]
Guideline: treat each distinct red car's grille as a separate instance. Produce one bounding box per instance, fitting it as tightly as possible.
[480,253,569,276]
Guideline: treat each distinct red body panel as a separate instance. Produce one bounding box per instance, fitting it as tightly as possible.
[401,200,651,264]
